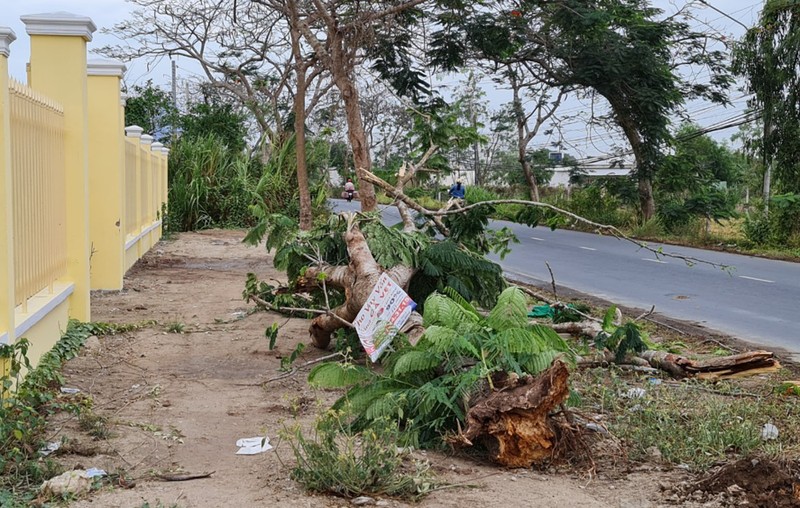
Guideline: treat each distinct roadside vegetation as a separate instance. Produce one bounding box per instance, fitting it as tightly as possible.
[0,321,143,506]
[5,0,800,505]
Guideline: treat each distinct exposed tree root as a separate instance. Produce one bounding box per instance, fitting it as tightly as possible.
[450,360,571,468]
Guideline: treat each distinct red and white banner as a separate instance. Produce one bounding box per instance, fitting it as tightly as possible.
[354,273,416,362]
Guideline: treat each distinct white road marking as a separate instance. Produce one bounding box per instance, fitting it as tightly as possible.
[642,258,667,264]
[739,275,775,283]
[531,237,545,241]
[579,246,597,251]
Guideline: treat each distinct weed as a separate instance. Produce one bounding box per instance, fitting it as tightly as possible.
[283,411,435,499]
[0,321,102,500]
[576,368,800,470]
[280,343,306,372]
[165,321,186,334]
[78,409,111,440]
[139,502,181,508]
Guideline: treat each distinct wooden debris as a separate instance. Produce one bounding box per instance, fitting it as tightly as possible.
[156,471,215,482]
[639,350,781,380]
[451,360,570,468]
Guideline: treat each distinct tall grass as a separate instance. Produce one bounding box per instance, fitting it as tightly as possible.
[167,135,253,231]
[166,135,324,232]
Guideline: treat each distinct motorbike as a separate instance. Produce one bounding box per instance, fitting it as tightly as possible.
[341,189,359,202]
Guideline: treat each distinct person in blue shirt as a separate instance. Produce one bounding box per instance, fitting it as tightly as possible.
[448,180,466,199]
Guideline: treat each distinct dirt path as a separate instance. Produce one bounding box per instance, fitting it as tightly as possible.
[55,230,675,507]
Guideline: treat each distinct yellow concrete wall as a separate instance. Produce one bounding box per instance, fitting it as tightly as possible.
[88,69,125,290]
[0,13,166,369]
[0,35,16,348]
[27,32,92,322]
[0,15,167,373]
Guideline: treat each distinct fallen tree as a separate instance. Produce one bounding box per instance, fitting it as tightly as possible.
[245,165,778,466]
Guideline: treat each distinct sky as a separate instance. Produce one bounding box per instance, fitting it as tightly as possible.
[0,0,767,162]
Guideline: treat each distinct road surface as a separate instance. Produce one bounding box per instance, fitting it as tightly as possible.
[332,200,800,352]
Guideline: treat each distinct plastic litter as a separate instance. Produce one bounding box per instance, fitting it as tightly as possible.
[60,387,81,394]
[647,378,662,386]
[585,423,609,436]
[38,441,60,457]
[85,468,107,478]
[761,423,779,440]
[624,387,646,399]
[236,436,273,455]
[40,469,100,497]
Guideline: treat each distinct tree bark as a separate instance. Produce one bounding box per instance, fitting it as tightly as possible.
[521,151,540,202]
[331,62,377,211]
[289,1,313,230]
[451,360,571,467]
[304,221,420,348]
[607,96,656,221]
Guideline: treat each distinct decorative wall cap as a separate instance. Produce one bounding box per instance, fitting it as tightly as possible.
[88,58,126,77]
[160,147,170,155]
[0,27,16,58]
[124,125,143,138]
[140,134,153,145]
[151,142,164,151]
[21,12,96,42]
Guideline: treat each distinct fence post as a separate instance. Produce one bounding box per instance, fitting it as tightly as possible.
[21,12,96,321]
[87,59,126,290]
[139,134,153,254]
[161,146,170,235]
[0,28,16,346]
[151,142,164,241]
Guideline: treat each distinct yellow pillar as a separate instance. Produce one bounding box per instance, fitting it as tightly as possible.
[0,28,17,347]
[22,12,96,321]
[161,146,169,236]
[151,142,164,240]
[87,59,126,290]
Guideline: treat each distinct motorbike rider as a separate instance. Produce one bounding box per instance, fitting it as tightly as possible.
[344,178,356,202]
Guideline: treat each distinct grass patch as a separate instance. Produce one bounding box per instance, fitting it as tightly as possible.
[576,368,800,470]
[0,321,133,503]
[282,411,436,500]
[165,321,186,334]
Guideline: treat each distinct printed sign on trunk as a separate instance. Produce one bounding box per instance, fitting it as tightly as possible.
[354,273,416,362]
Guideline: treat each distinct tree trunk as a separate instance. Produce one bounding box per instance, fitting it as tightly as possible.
[512,83,539,202]
[303,221,421,348]
[638,176,656,222]
[289,6,313,230]
[521,151,540,202]
[607,98,656,221]
[334,66,378,212]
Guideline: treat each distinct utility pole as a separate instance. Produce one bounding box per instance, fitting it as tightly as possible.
[763,113,773,214]
[171,58,178,142]
[171,59,177,107]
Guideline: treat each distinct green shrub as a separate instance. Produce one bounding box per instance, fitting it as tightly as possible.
[284,412,434,499]
[308,287,573,447]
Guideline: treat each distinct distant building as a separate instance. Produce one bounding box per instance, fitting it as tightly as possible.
[549,161,633,187]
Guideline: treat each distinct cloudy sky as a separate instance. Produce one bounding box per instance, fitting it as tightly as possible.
[1,0,766,158]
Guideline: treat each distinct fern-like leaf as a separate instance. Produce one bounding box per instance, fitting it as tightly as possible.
[392,350,441,377]
[486,287,529,331]
[422,293,480,331]
[522,350,563,375]
[422,325,481,359]
[307,362,374,388]
[443,286,479,316]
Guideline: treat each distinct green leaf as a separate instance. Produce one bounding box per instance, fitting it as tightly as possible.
[308,362,374,388]
[486,287,528,331]
[392,351,441,377]
[602,305,618,333]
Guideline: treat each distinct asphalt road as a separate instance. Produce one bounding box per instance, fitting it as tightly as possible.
[332,200,800,352]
